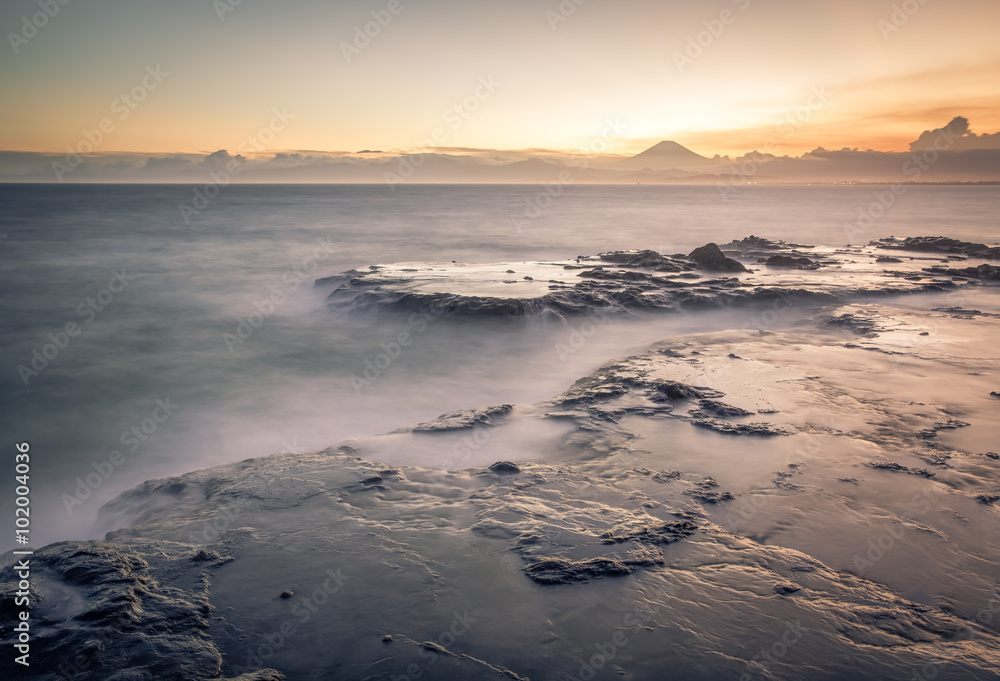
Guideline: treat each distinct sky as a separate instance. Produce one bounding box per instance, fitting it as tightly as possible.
[1,0,999,158]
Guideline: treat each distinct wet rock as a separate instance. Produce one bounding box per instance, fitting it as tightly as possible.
[774,583,801,595]
[866,461,936,478]
[691,418,790,436]
[382,635,393,643]
[652,381,705,401]
[599,520,699,545]
[598,249,674,268]
[695,399,753,418]
[821,312,885,337]
[487,461,521,475]
[229,672,286,681]
[764,255,818,269]
[577,268,653,282]
[922,264,1000,281]
[931,307,997,318]
[279,590,294,599]
[411,405,514,432]
[876,256,903,263]
[685,478,736,504]
[722,235,785,251]
[315,238,973,322]
[872,236,1000,259]
[523,557,636,584]
[0,542,236,681]
[688,243,749,273]
[688,489,736,504]
[773,471,805,491]
[918,418,970,439]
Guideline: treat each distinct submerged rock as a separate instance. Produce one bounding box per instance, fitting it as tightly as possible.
[691,418,790,436]
[820,311,886,337]
[872,236,1000,259]
[598,249,677,269]
[695,399,753,417]
[410,405,514,432]
[866,461,936,478]
[922,263,1000,282]
[722,235,785,251]
[774,583,802,596]
[523,557,635,584]
[764,254,818,269]
[487,461,521,474]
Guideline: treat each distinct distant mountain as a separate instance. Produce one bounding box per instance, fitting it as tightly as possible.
[617,141,720,171]
[4,118,998,183]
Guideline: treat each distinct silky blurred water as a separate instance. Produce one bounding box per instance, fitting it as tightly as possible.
[1,183,997,549]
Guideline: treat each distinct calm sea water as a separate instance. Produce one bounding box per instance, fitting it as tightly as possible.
[1,183,997,549]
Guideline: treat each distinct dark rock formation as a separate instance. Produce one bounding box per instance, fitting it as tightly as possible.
[774,583,802,595]
[691,418,790,436]
[695,399,753,417]
[652,381,705,401]
[922,264,1000,282]
[872,236,1000,259]
[821,312,885,337]
[523,557,635,584]
[577,268,653,282]
[0,542,261,681]
[487,461,521,474]
[410,405,514,432]
[764,255,818,269]
[685,478,736,504]
[598,250,676,268]
[688,243,749,273]
[314,236,993,320]
[722,235,785,251]
[918,419,970,439]
[866,461,936,478]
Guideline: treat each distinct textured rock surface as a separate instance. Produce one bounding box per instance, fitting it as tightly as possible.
[5,237,1000,681]
[872,235,1000,259]
[688,242,750,273]
[315,237,996,321]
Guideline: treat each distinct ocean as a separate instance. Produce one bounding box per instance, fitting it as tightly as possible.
[1,183,998,550]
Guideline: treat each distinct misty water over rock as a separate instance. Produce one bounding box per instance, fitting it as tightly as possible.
[3,234,999,680]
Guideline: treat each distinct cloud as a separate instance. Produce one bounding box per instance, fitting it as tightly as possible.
[910,116,1000,151]
[144,156,194,171]
[203,150,247,169]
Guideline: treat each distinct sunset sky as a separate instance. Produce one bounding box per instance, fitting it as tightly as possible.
[2,0,998,158]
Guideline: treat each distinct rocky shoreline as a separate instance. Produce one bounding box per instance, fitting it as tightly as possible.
[315,235,998,321]
[3,236,999,681]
